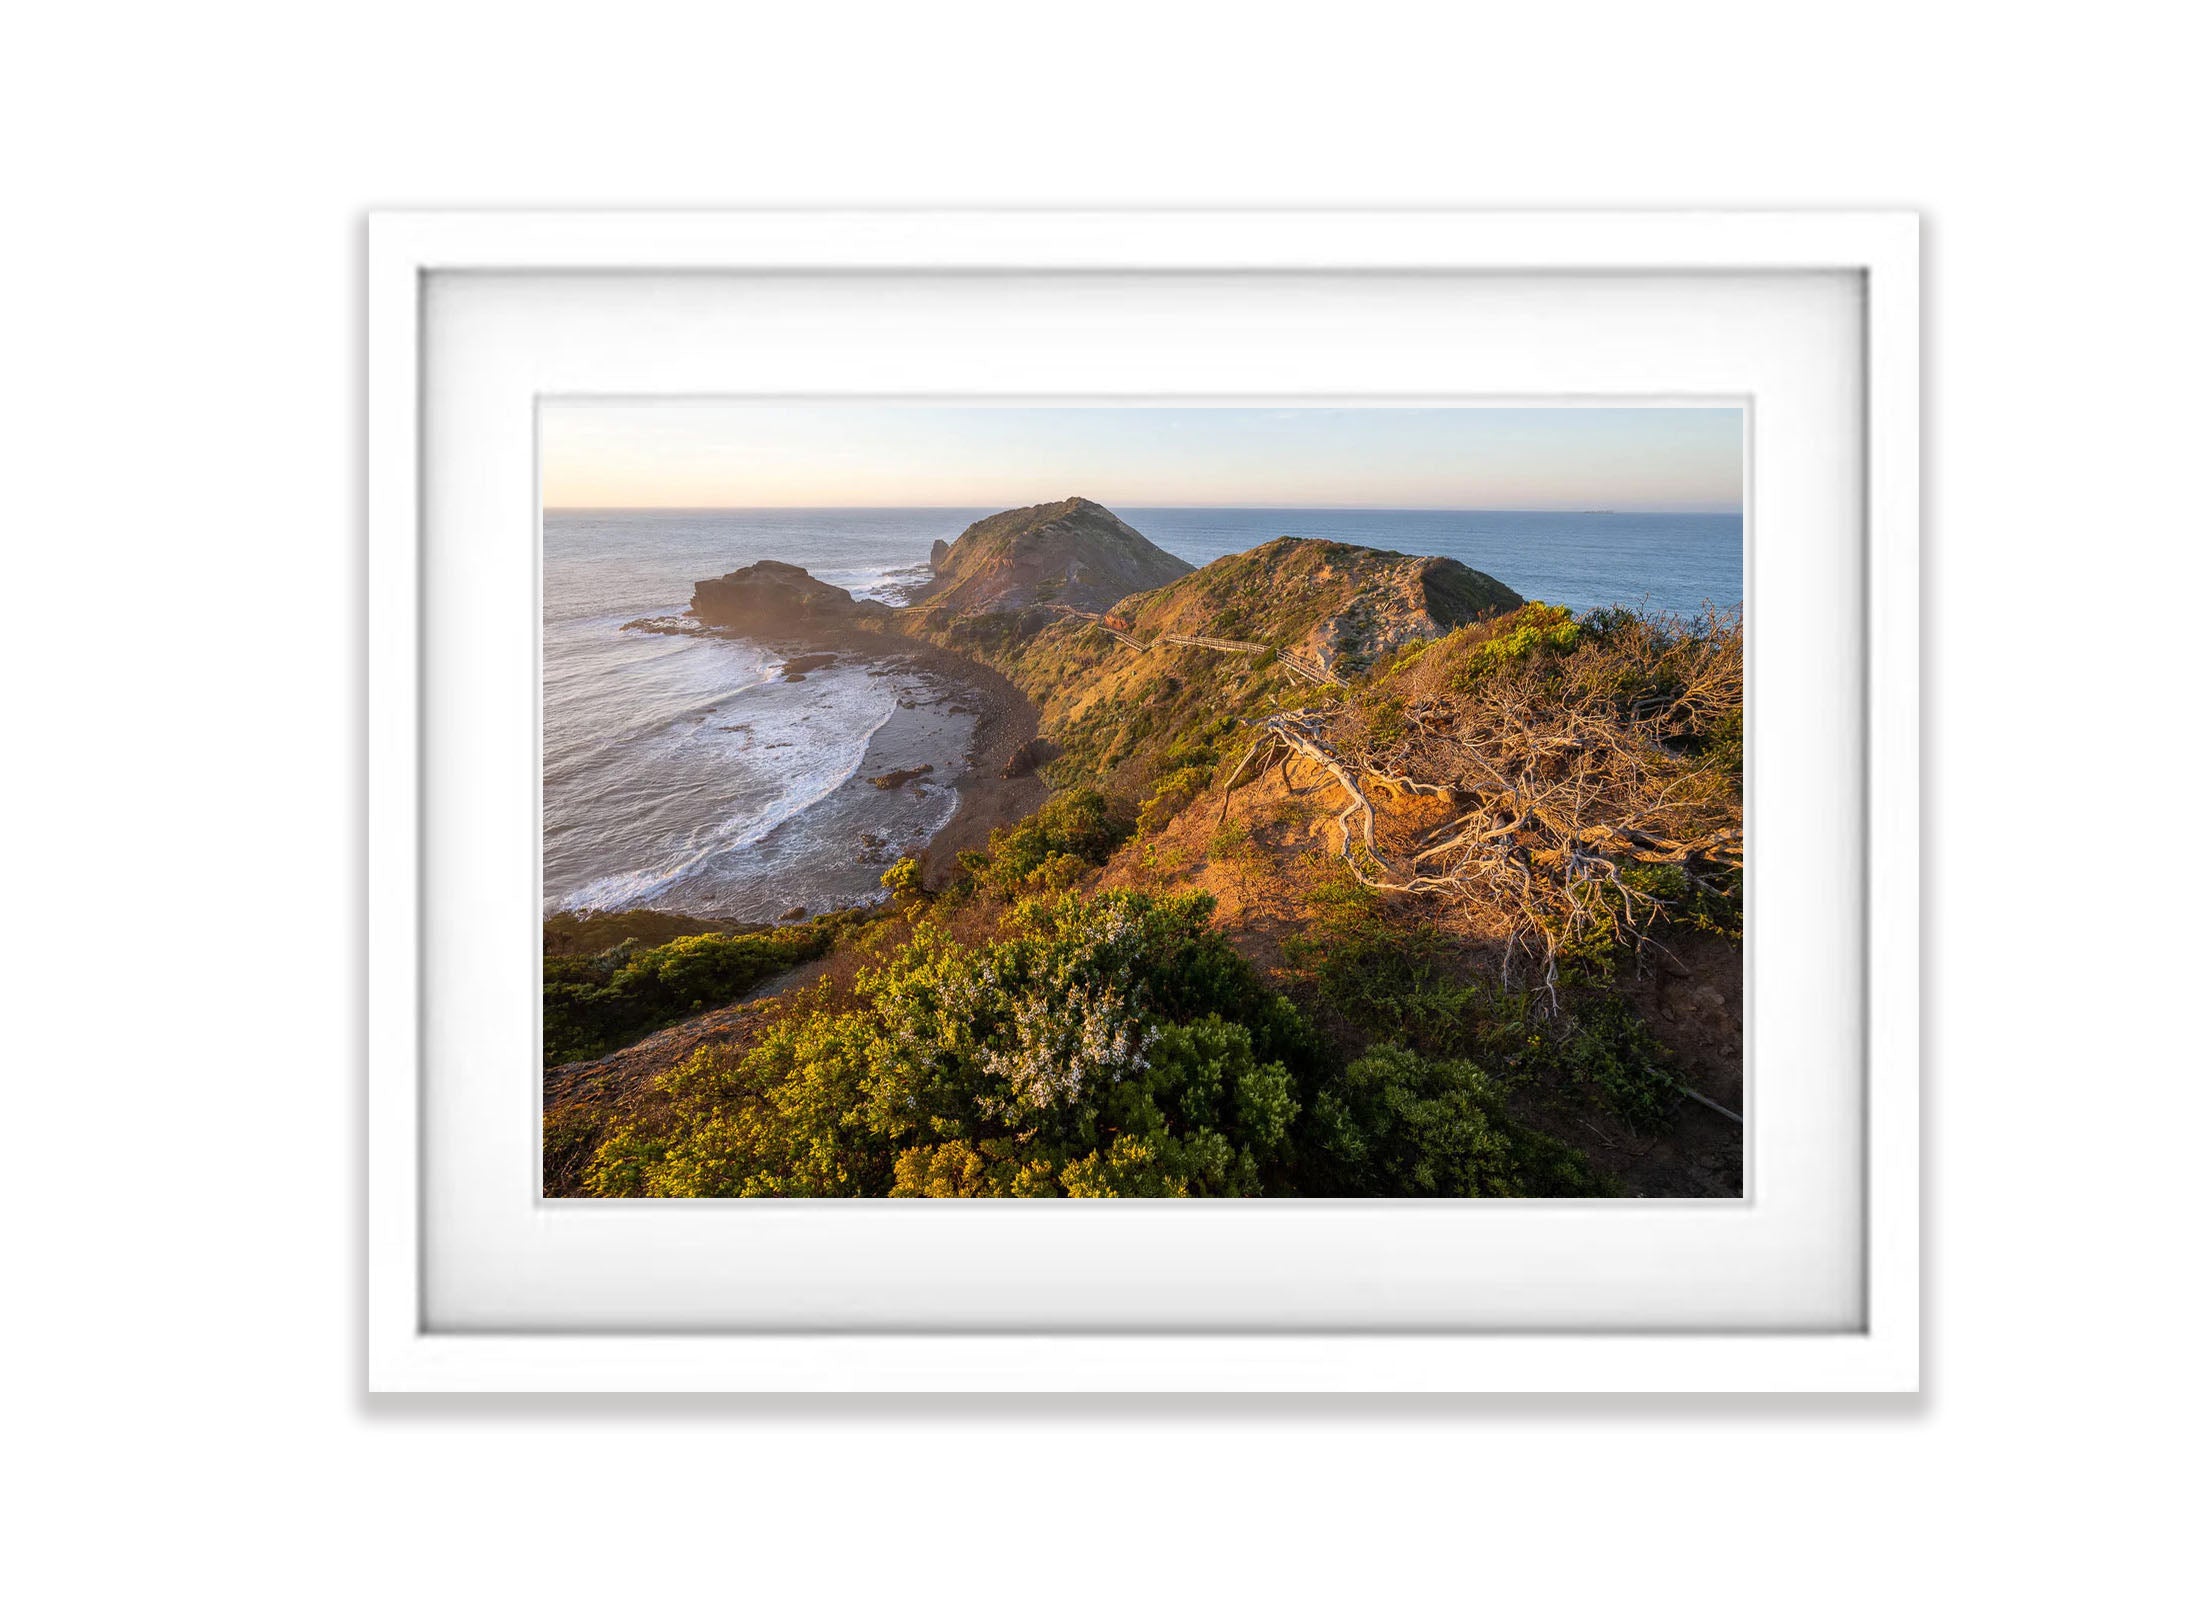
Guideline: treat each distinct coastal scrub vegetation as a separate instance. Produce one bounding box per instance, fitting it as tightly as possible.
[1277,861,1678,1136]
[961,786,1122,898]
[1230,604,1744,1001]
[546,510,1742,1199]
[543,915,858,1066]
[576,885,1597,1198]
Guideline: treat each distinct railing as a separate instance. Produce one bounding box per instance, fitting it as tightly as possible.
[1161,634,1344,688]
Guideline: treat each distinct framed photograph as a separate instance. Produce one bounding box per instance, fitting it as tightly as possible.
[368,210,1917,1391]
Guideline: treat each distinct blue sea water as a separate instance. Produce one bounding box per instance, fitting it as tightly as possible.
[1124,508,1741,619]
[543,506,1741,916]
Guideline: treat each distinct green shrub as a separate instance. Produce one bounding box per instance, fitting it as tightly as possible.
[542,923,834,1067]
[1277,863,1678,1133]
[1136,764,1212,836]
[1361,693,1408,747]
[976,786,1123,896]
[1518,991,1678,1133]
[1376,637,1431,682]
[542,907,753,959]
[581,889,1312,1198]
[1706,706,1745,776]
[1281,869,1492,1059]
[1620,861,1742,939]
[880,855,925,899]
[1305,1044,1602,1197]
[1446,601,1583,687]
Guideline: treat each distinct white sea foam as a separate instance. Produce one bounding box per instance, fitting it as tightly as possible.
[816,560,932,606]
[563,691,897,915]
[553,662,901,912]
[541,510,996,917]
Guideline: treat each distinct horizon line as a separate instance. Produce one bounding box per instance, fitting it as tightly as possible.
[541,501,1744,515]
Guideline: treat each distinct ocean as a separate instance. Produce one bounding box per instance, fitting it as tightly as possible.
[542,506,1742,919]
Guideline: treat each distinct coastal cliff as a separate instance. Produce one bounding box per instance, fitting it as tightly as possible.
[911,496,1193,614]
[1110,536,1521,675]
[552,497,1744,1202]
[912,529,1524,795]
[685,504,1530,803]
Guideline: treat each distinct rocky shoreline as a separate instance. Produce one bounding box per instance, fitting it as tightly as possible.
[545,500,1744,1202]
[667,555,1052,897]
[894,639,1045,886]
[617,629,1045,900]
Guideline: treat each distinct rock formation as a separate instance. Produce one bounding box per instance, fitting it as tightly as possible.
[912,497,1193,615]
[689,561,894,640]
[1110,537,1522,676]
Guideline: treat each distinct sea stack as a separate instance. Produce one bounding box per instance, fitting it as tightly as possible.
[690,560,894,640]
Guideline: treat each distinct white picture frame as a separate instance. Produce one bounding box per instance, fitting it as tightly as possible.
[368,210,1918,1392]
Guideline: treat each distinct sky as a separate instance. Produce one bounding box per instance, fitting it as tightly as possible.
[540,402,1744,512]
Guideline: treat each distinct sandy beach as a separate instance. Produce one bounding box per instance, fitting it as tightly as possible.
[890,640,1047,886]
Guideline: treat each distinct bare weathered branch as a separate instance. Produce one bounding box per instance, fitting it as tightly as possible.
[1227,610,1742,1008]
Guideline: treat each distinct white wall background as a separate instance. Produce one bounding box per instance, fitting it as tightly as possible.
[4,3,2189,1594]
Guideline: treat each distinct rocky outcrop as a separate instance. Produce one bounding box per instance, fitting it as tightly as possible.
[1000,738,1058,778]
[912,497,1193,615]
[1116,537,1522,676]
[690,561,894,641]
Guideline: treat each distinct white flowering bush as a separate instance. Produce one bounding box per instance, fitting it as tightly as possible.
[969,894,1154,1111]
[583,888,1312,1197]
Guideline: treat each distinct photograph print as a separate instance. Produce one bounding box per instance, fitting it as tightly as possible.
[542,403,1744,1200]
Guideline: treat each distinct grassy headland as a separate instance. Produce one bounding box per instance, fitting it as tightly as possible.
[546,500,1744,1198]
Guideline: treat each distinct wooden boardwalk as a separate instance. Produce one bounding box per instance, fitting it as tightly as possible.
[1163,632,1265,653]
[1086,621,1149,652]
[1276,652,1344,688]
[1161,633,1343,688]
